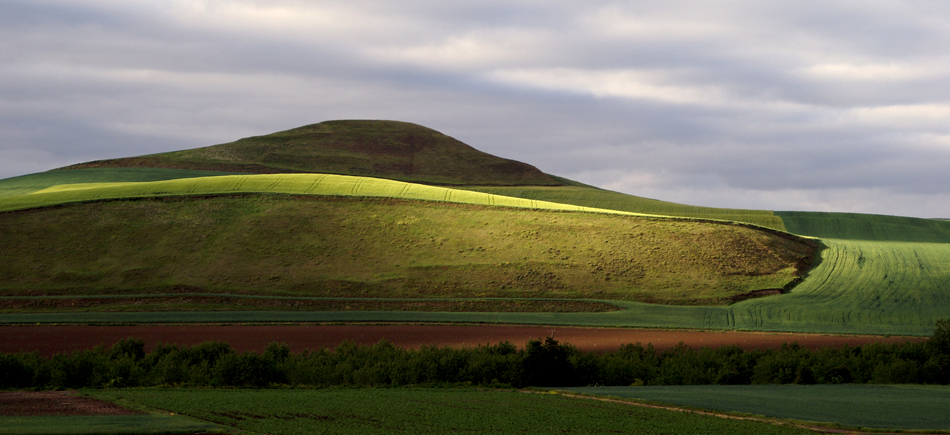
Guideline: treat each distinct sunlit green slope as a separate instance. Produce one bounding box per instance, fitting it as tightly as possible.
[0,176,813,305]
[466,185,785,230]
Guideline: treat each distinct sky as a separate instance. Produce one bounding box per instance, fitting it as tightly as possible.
[3,1,950,218]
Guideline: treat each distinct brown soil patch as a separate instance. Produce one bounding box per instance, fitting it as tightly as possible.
[0,391,140,416]
[0,325,924,357]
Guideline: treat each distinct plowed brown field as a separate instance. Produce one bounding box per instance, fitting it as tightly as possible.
[0,325,923,356]
[0,391,139,416]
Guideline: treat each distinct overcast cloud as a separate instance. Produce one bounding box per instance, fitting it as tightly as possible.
[3,0,950,217]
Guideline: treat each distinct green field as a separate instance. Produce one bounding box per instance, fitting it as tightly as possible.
[0,173,654,215]
[84,388,814,435]
[560,384,950,431]
[778,210,950,242]
[2,119,950,336]
[0,415,226,435]
[0,168,247,198]
[0,189,811,305]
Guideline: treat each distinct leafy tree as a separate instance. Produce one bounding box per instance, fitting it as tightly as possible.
[928,318,950,384]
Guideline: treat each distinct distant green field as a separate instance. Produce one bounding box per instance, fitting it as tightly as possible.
[0,415,226,435]
[0,168,246,198]
[560,384,950,431]
[778,210,950,242]
[86,388,814,435]
[467,185,786,231]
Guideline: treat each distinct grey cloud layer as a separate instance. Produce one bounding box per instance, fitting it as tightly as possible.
[2,0,949,217]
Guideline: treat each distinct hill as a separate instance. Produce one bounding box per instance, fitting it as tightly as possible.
[59,120,563,187]
[0,174,815,306]
[2,119,948,335]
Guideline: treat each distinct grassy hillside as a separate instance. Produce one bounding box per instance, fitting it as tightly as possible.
[59,120,562,186]
[0,168,247,198]
[4,120,949,335]
[0,192,813,305]
[0,174,650,214]
[466,185,785,230]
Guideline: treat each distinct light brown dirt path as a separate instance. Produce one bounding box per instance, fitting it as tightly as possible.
[549,391,927,435]
[0,324,923,356]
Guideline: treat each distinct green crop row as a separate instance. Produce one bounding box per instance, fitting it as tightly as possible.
[85,388,815,435]
[560,384,950,431]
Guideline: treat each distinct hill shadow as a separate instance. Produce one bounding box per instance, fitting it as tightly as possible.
[776,211,950,243]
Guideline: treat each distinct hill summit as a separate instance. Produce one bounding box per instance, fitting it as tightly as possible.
[61,120,563,186]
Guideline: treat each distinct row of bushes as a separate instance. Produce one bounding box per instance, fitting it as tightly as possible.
[3,320,949,389]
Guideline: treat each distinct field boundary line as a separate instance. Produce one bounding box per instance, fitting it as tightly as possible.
[543,391,932,435]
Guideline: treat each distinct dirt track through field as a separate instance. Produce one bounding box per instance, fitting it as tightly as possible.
[0,325,923,356]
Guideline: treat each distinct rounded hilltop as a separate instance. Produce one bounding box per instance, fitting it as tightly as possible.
[60,120,564,187]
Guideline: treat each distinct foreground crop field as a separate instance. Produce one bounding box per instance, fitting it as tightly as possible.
[561,384,950,431]
[86,388,815,435]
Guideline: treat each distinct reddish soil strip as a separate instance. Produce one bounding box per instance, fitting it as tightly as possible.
[0,391,140,416]
[0,325,924,356]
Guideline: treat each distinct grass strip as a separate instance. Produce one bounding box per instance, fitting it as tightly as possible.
[558,384,950,431]
[0,415,228,435]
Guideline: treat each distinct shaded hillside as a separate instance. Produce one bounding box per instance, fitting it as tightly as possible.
[0,195,816,306]
[776,211,950,242]
[465,185,786,231]
[59,120,563,186]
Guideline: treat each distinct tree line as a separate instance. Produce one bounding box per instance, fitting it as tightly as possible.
[2,320,948,389]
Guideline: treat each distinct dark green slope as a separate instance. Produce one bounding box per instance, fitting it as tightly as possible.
[59,120,563,187]
[777,211,950,242]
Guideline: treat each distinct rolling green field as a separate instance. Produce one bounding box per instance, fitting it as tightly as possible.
[0,191,810,305]
[0,174,947,334]
[2,119,950,336]
[778,210,950,242]
[0,168,247,198]
[84,388,814,435]
[560,384,950,431]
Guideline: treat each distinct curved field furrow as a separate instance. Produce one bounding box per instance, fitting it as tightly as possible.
[729,239,950,334]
